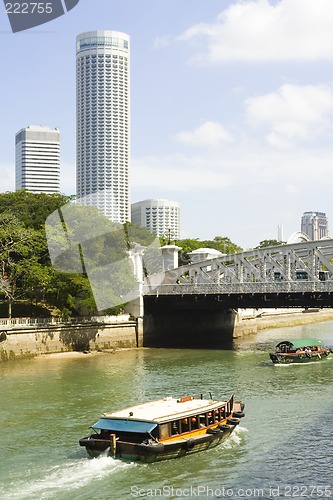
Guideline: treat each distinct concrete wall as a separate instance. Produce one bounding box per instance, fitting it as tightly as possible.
[0,321,139,362]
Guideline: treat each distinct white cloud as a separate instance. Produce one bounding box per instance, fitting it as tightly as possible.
[132,141,333,197]
[132,154,234,192]
[285,184,300,195]
[178,0,333,64]
[131,145,333,248]
[245,83,333,146]
[176,121,233,147]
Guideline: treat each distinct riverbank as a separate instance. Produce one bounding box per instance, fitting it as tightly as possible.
[257,308,333,329]
[233,308,333,338]
[2,309,333,361]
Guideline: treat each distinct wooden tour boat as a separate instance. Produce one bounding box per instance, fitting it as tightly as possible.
[269,338,332,364]
[79,392,245,462]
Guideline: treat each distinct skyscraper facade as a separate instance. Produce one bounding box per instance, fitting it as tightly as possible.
[131,199,181,239]
[301,211,329,240]
[15,125,60,194]
[76,30,130,222]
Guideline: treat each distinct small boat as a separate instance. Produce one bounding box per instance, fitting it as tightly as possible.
[269,337,331,364]
[79,392,245,462]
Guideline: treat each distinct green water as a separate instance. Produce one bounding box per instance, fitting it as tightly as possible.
[1,321,333,499]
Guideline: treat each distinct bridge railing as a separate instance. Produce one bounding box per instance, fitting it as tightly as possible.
[143,281,333,296]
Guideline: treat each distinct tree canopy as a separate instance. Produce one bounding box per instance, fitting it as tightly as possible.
[175,236,242,265]
[0,191,98,317]
[255,239,285,248]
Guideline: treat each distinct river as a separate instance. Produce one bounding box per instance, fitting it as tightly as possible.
[1,321,333,500]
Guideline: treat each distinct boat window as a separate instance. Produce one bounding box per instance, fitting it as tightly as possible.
[199,413,207,427]
[190,416,199,430]
[181,418,189,433]
[159,423,170,439]
[170,421,180,435]
[214,409,220,422]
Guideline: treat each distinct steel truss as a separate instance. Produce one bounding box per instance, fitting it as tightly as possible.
[144,239,333,296]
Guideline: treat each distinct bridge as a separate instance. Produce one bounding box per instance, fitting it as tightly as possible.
[141,239,333,348]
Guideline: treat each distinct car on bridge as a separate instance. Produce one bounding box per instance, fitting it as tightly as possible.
[273,270,331,281]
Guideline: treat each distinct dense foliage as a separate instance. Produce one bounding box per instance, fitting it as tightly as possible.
[0,191,148,318]
[0,190,243,318]
[172,236,243,265]
[255,239,285,248]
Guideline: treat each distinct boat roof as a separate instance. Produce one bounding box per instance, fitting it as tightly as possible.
[276,338,324,348]
[101,395,229,425]
[91,418,157,433]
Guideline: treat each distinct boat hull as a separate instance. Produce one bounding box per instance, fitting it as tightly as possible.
[270,350,331,364]
[79,424,237,462]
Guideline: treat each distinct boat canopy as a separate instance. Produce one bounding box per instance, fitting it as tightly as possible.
[276,338,323,348]
[91,418,157,434]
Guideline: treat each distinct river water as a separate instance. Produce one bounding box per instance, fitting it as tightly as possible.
[1,321,333,500]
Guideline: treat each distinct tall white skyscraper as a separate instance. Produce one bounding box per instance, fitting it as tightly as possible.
[76,30,130,222]
[15,125,60,194]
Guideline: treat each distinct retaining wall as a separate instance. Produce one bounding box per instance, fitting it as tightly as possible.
[0,320,141,362]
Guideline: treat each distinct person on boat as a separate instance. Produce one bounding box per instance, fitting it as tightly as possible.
[304,347,312,358]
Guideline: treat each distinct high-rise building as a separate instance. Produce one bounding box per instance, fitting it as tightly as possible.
[131,199,181,239]
[301,211,329,240]
[76,30,130,222]
[15,125,60,194]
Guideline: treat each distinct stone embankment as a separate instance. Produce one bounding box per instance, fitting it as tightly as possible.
[0,315,143,362]
[2,309,333,362]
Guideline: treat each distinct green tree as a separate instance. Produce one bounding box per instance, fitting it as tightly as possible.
[0,190,73,230]
[0,212,38,317]
[202,236,243,254]
[256,239,285,248]
[175,236,242,265]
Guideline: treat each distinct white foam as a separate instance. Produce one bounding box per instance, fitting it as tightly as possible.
[222,425,248,449]
[6,455,134,499]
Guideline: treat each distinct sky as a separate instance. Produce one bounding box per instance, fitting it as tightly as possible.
[1,0,333,250]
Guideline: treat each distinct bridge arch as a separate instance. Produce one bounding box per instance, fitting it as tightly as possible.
[287,231,310,244]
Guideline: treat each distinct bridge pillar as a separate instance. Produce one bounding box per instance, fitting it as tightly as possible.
[143,296,237,348]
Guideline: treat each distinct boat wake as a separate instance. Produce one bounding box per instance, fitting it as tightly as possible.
[222,425,248,449]
[5,455,134,500]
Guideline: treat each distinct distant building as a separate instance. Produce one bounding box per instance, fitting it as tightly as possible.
[301,211,328,240]
[131,199,180,239]
[277,225,284,242]
[15,125,60,194]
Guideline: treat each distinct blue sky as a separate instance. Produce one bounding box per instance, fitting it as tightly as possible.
[1,0,333,249]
